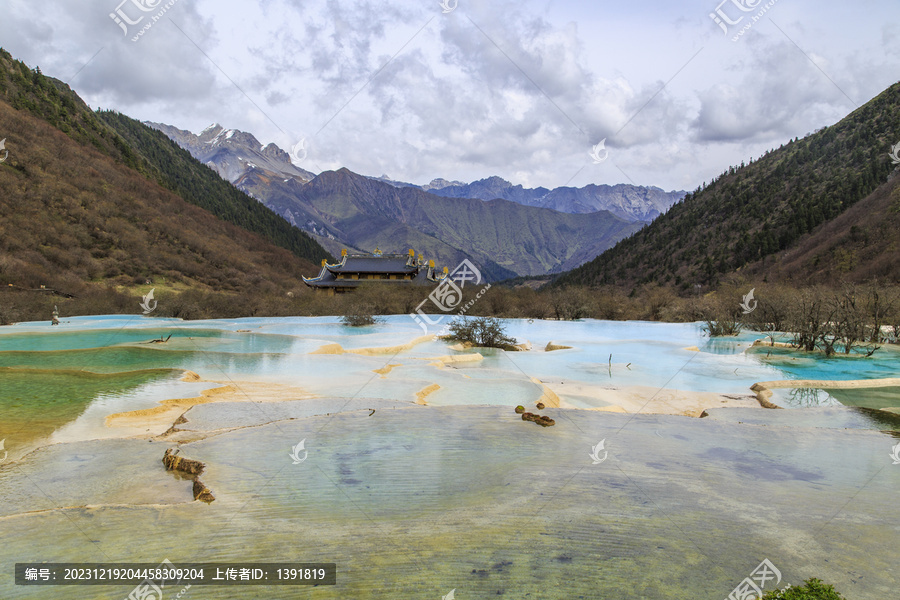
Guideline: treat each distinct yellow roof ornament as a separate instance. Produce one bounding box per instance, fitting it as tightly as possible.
[341,249,347,257]
[429,260,435,268]
[321,259,326,267]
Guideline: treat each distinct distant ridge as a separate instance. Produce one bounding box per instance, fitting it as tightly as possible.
[373,174,685,222]
[146,121,317,184]
[254,167,645,279]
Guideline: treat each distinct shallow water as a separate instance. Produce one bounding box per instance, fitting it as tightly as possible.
[1,316,898,599]
[2,316,896,411]
[0,407,897,599]
[747,343,900,382]
[0,368,203,460]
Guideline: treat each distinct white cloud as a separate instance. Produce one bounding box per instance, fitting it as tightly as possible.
[0,0,897,191]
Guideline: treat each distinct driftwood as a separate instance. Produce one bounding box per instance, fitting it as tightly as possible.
[145,334,173,344]
[162,448,205,475]
[192,478,215,503]
[163,449,214,503]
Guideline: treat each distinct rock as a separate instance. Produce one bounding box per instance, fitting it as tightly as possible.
[545,342,573,352]
[162,448,205,475]
[192,478,215,503]
[515,405,525,414]
[536,402,545,410]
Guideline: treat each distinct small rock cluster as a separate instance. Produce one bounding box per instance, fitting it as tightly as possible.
[514,405,555,427]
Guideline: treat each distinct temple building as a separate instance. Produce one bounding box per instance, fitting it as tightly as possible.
[303,249,448,293]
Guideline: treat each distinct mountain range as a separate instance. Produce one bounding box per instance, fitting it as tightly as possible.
[147,122,678,277]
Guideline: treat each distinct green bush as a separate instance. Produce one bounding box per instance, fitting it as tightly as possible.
[761,578,846,600]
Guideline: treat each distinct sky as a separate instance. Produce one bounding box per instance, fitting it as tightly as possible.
[1,0,898,192]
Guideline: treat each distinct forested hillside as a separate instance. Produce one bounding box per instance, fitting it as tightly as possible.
[0,48,330,265]
[0,99,320,297]
[555,82,900,288]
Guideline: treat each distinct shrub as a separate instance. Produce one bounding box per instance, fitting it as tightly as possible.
[704,318,742,336]
[341,304,380,327]
[444,316,517,349]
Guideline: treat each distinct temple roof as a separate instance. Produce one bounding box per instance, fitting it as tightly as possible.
[302,251,446,289]
[327,256,416,274]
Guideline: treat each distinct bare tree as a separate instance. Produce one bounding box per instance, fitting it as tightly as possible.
[786,287,837,352]
[743,285,793,346]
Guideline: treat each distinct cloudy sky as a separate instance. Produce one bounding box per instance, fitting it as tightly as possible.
[1,0,898,191]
